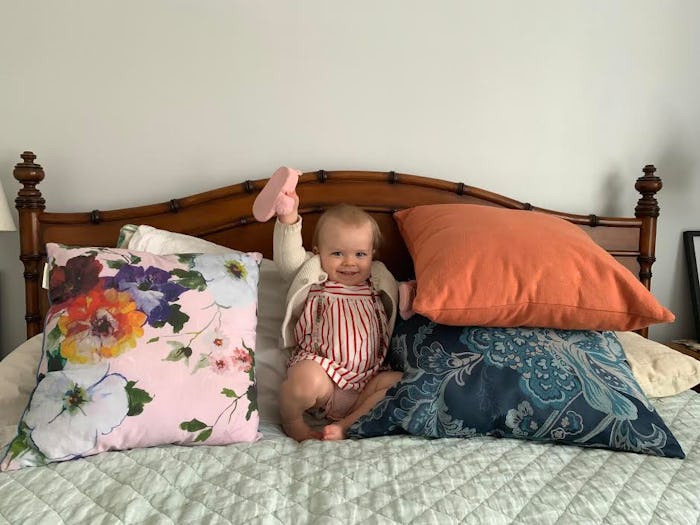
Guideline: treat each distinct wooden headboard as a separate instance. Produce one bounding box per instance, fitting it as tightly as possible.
[13,151,664,339]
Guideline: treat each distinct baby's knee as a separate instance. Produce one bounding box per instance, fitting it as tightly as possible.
[280,376,312,404]
[281,363,332,406]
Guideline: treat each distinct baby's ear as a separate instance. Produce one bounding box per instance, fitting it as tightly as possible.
[312,246,319,254]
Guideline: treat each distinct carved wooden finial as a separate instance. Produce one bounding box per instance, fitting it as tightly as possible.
[20,151,36,164]
[633,164,663,311]
[14,151,45,211]
[14,151,47,339]
[635,164,662,219]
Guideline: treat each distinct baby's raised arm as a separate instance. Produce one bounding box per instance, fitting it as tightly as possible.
[273,190,309,282]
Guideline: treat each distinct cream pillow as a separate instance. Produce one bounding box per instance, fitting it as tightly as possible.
[617,331,700,397]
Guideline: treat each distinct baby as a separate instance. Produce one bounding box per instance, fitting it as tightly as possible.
[261,169,401,441]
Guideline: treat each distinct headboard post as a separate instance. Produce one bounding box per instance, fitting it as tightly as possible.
[634,164,662,338]
[13,151,46,339]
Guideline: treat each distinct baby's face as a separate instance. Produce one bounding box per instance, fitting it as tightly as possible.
[315,218,374,286]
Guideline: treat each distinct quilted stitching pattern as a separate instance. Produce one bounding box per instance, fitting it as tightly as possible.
[0,392,698,524]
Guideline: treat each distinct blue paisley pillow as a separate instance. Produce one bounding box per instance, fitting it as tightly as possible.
[348,315,685,458]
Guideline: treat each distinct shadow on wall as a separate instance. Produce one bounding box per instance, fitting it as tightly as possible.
[657,126,698,320]
[657,129,696,197]
[647,129,698,341]
[597,128,696,218]
[598,169,624,217]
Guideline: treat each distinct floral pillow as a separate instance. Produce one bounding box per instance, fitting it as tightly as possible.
[349,315,685,458]
[1,243,262,471]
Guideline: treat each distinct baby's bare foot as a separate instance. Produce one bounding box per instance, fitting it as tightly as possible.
[282,418,322,442]
[322,423,346,441]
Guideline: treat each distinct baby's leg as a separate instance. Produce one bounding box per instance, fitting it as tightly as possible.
[280,360,335,442]
[323,371,402,441]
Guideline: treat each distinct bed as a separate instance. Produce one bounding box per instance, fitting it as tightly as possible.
[1,151,699,524]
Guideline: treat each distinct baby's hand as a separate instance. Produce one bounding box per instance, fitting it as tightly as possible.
[278,190,300,224]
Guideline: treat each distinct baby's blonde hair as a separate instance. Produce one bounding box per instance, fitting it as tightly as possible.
[313,204,382,252]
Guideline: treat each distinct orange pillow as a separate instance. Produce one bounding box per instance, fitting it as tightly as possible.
[394,204,674,330]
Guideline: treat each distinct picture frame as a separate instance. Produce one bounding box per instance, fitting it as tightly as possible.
[683,230,700,342]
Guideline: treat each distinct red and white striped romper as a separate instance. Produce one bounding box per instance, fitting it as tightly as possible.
[290,280,389,391]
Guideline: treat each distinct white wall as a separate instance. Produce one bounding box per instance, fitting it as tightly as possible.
[1,1,699,357]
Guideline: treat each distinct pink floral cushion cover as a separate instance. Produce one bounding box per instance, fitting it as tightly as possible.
[1,243,262,471]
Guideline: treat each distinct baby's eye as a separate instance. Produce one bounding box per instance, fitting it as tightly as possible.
[356,252,368,258]
[331,251,342,257]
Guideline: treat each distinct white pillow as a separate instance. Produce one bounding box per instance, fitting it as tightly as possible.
[125,224,236,255]
[249,260,288,424]
[616,331,700,397]
[125,224,288,424]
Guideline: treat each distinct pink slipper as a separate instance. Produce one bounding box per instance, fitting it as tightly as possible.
[252,166,301,222]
